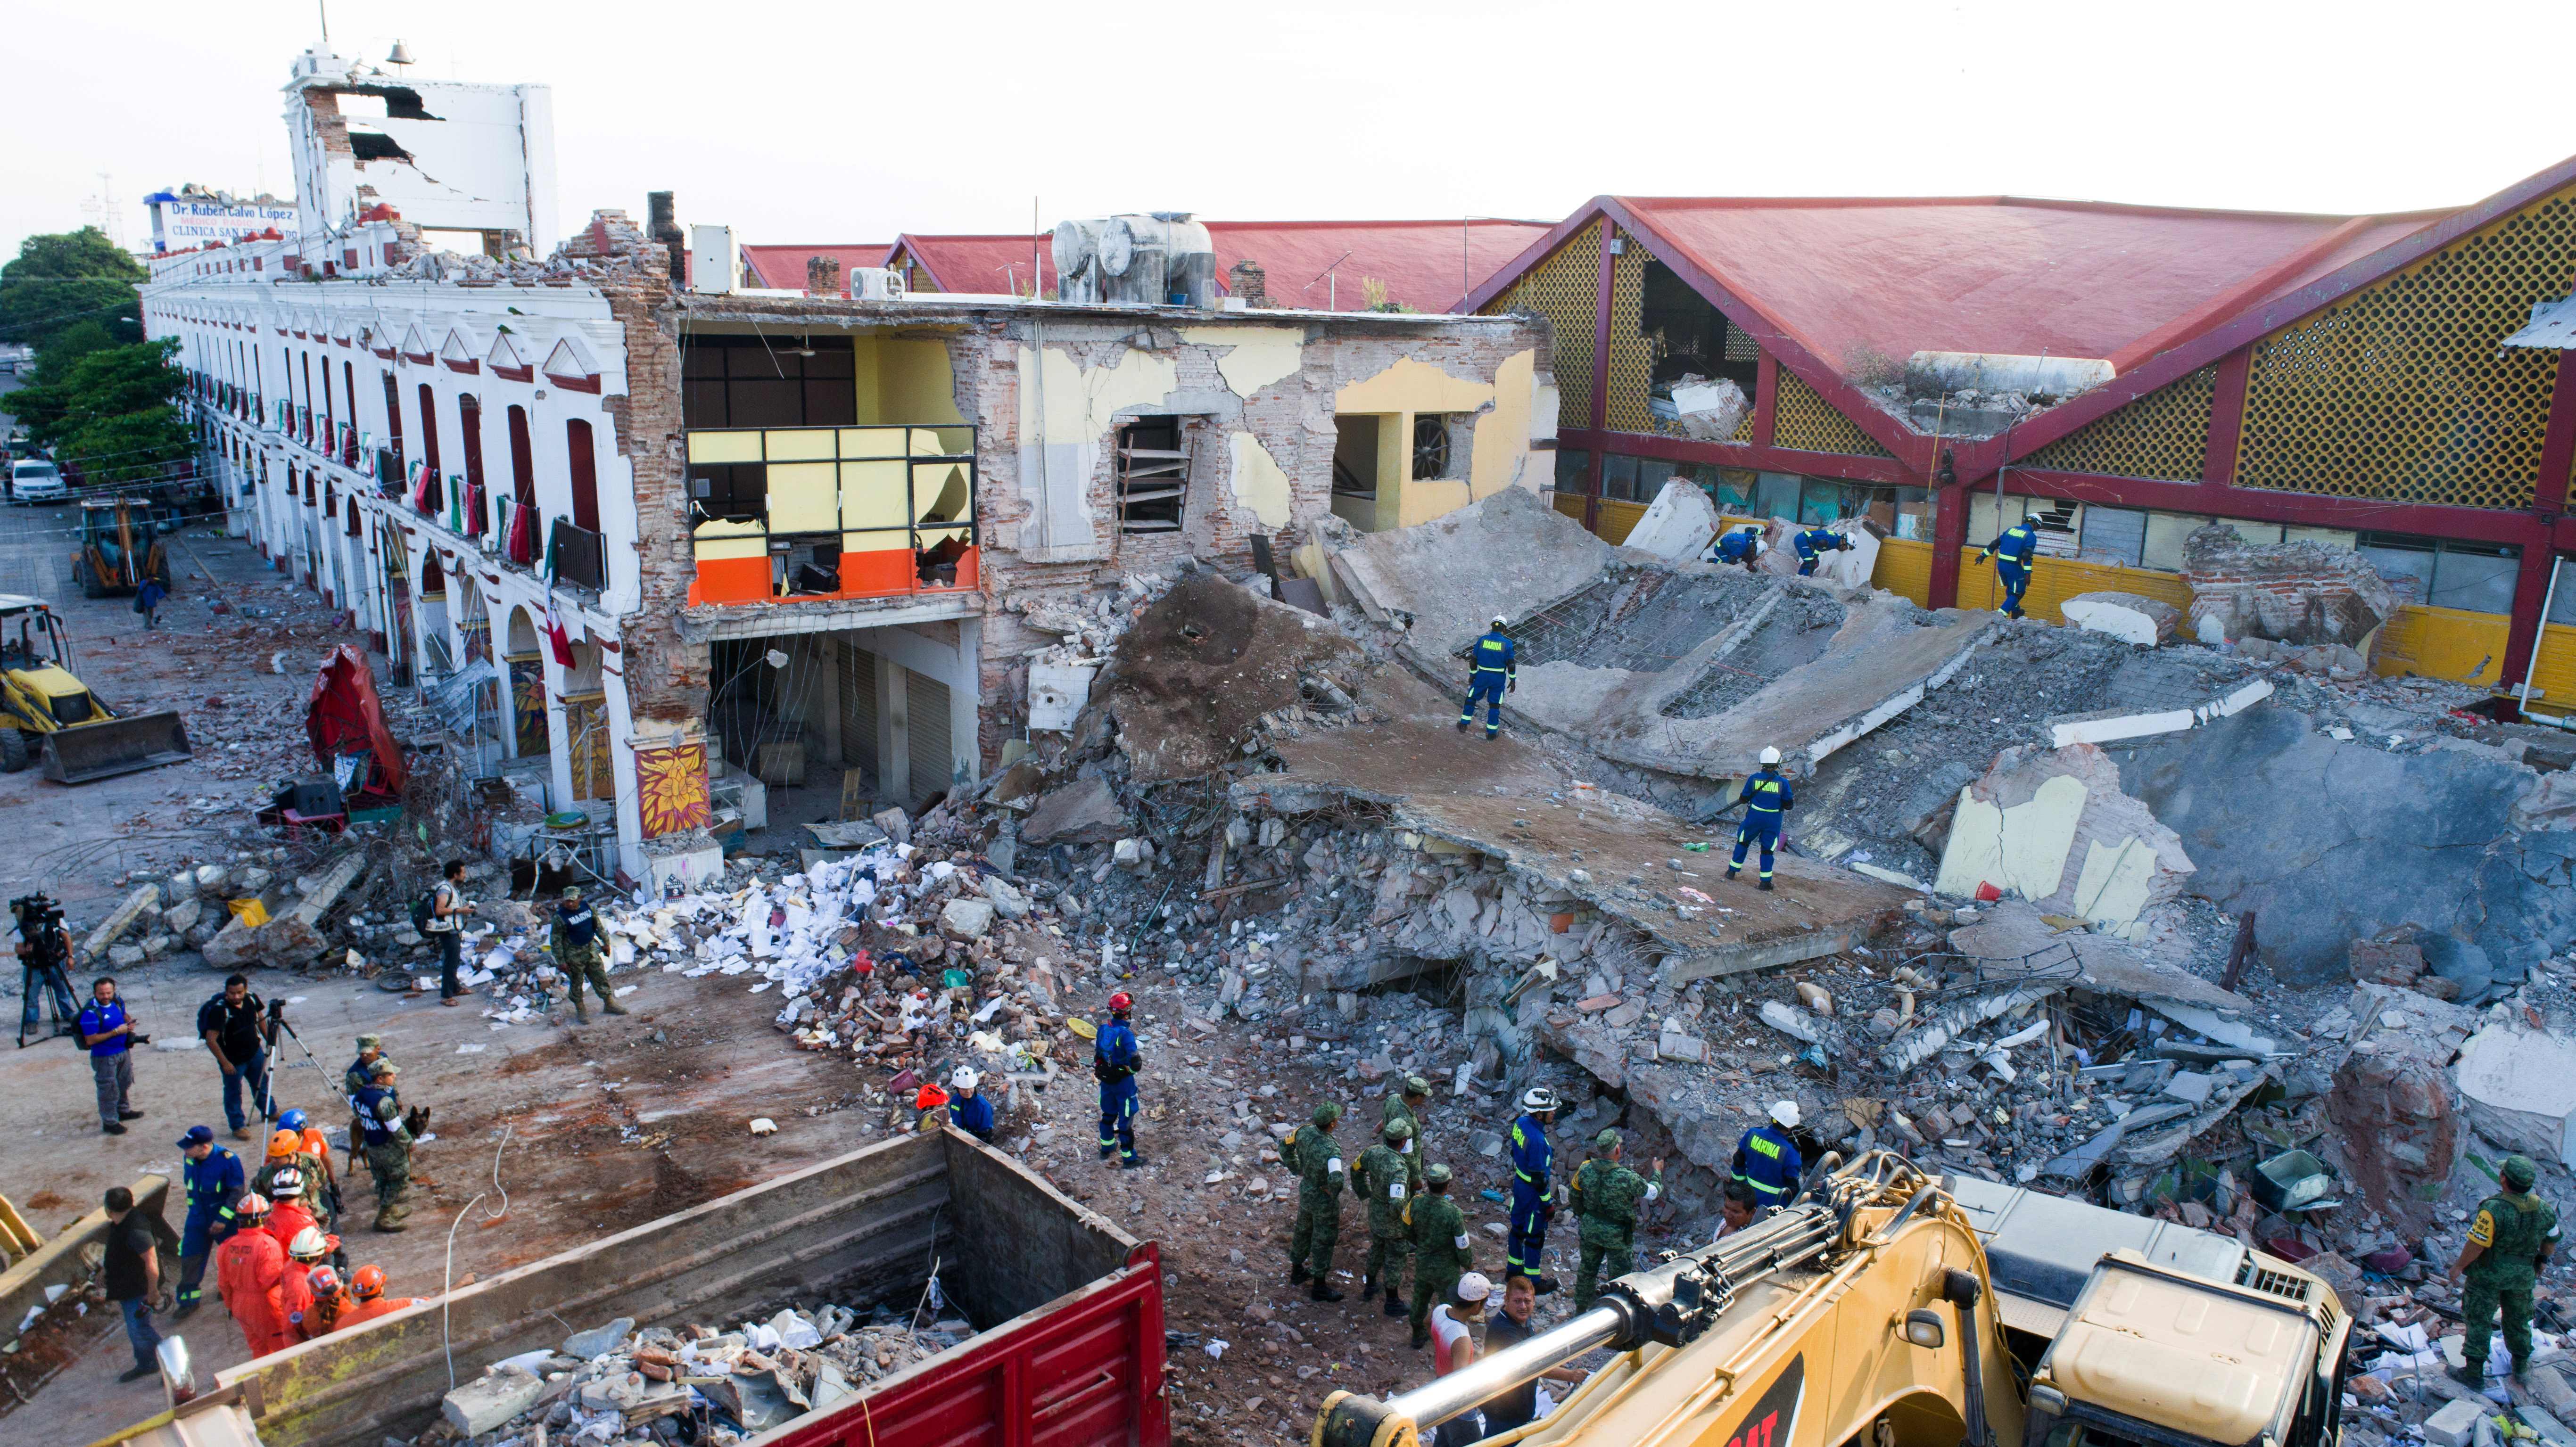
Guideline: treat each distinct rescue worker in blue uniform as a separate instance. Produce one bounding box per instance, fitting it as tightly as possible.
[1094,992,1143,1168]
[1506,1086,1563,1294]
[1711,526,1767,570]
[1459,617,1517,740]
[173,1123,245,1319]
[947,1067,996,1141]
[1731,1101,1805,1210]
[1726,746,1793,891]
[1790,525,1853,577]
[1978,517,2040,618]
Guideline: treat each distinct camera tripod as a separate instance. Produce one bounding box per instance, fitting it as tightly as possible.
[13,892,76,1050]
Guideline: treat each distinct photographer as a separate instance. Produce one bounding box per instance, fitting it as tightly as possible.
[76,977,145,1135]
[198,974,272,1141]
[427,860,468,1007]
[14,892,76,1045]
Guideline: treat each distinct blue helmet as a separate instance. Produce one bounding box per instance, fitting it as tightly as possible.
[279,1108,309,1132]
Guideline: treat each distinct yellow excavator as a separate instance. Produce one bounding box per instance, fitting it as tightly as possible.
[0,595,192,782]
[1318,1152,2351,1447]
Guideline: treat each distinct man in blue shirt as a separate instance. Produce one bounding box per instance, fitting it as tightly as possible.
[78,976,142,1135]
[947,1067,996,1141]
[1726,746,1794,891]
[172,1123,245,1319]
[1458,617,1517,741]
[1506,1086,1562,1294]
[1095,991,1143,1168]
[1978,517,2040,618]
[1711,526,1767,569]
[1732,1102,1805,1210]
[1790,525,1853,577]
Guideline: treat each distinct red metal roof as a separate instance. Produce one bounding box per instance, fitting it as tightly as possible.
[739,243,893,291]
[1594,195,2452,378]
[1209,218,1552,313]
[889,235,1055,296]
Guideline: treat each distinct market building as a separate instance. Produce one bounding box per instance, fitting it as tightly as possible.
[1470,165,2576,708]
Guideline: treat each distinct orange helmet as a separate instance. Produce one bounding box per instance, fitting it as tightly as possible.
[307,1266,341,1298]
[267,1128,301,1160]
[1107,991,1133,1015]
[351,1265,386,1300]
[237,1193,271,1218]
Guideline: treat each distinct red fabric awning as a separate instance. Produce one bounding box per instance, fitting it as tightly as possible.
[305,643,406,796]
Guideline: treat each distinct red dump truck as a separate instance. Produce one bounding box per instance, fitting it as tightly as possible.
[97,1130,1166,1447]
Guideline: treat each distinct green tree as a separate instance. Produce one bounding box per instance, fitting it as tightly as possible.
[16,337,190,482]
[0,228,147,350]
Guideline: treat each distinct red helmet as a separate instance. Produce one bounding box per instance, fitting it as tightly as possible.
[351,1265,387,1300]
[1107,992,1133,1014]
[307,1266,342,1298]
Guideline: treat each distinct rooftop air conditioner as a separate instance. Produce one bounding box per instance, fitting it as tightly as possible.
[849,267,905,302]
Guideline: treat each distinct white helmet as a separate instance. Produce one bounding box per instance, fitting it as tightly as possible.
[950,1067,979,1091]
[288,1225,330,1260]
[1520,1086,1560,1114]
[1491,615,1510,628]
[1751,535,1770,556]
[1759,746,1782,766]
[1770,1101,1801,1129]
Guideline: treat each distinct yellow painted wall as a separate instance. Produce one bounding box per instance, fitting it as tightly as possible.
[1595,498,1648,545]
[1951,551,2195,625]
[861,337,969,429]
[1226,430,1294,530]
[2520,621,2576,712]
[1180,326,1305,395]
[1332,353,1545,532]
[1873,538,1935,607]
[2372,604,2509,687]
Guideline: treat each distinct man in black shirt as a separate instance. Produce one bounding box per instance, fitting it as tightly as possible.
[98,1185,164,1382]
[1479,1273,1587,1434]
[197,974,272,1140]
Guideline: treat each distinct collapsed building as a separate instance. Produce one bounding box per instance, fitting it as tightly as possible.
[144,45,1557,889]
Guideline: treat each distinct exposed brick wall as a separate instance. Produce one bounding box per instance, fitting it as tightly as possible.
[2181,523,2395,648]
[594,230,705,729]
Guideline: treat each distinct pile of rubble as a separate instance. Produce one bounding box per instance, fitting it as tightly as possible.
[431,1304,972,1445]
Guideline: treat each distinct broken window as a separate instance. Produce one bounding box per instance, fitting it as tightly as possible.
[2357,532,2520,615]
[1113,415,1195,534]
[1640,258,1759,394]
[682,334,856,430]
[1553,448,1589,493]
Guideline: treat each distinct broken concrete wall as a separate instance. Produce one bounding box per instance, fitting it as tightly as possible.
[2061,591,2182,647]
[1933,743,2195,939]
[2181,523,2394,647]
[2455,1026,2576,1167]
[1623,479,1723,562]
[1104,576,1362,782]
[1667,376,1750,443]
[2324,985,2476,1233]
[2120,704,2576,985]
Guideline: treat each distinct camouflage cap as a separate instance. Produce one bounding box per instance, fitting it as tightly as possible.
[1384,1118,1415,1141]
[370,1060,398,1078]
[1403,1074,1432,1097]
[561,885,582,900]
[1312,1102,1341,1126]
[2505,1154,2540,1189]
[1594,1128,1621,1151]
[355,1033,382,1050]
[1424,1163,1453,1185]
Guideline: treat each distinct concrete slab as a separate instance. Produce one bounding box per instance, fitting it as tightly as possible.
[1934,743,2196,938]
[1237,668,1911,985]
[2455,1026,2576,1165]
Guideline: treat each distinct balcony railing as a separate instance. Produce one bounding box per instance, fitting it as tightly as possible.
[681,423,979,606]
[549,518,607,592]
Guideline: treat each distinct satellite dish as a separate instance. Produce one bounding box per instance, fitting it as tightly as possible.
[1100,218,1137,278]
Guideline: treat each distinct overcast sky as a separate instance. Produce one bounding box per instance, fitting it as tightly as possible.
[7,0,2575,267]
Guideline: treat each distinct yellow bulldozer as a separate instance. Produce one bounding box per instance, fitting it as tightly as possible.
[0,595,192,782]
[1319,1151,2351,1447]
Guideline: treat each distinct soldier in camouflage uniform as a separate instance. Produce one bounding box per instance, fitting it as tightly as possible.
[550,886,625,1024]
[1357,1117,1426,1317]
[1286,1102,1349,1301]
[1406,1162,1473,1350]
[1571,1128,1664,1309]
[2450,1153,2560,1386]
[1384,1075,1431,1157]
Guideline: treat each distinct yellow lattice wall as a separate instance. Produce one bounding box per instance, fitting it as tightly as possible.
[2023,366,2217,481]
[2237,188,2576,510]
[1602,232,1655,434]
[1486,227,1600,430]
[1772,371,1892,457]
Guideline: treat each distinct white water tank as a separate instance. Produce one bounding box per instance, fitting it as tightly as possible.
[1065,213,1217,307]
[1052,219,1105,304]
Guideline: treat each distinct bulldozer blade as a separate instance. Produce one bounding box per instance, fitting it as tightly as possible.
[41,710,194,784]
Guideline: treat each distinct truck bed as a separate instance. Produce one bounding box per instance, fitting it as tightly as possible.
[101,1129,1165,1447]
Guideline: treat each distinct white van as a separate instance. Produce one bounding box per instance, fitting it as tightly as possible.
[9,459,64,504]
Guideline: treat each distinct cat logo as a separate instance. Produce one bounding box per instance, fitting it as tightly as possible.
[1722,1354,1806,1447]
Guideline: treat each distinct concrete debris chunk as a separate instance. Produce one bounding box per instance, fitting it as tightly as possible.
[2454,1026,2576,1165]
[82,884,161,956]
[1933,743,2194,940]
[442,1365,547,1437]
[1023,776,1133,845]
[562,1315,635,1358]
[2059,592,2182,647]
[941,897,997,940]
[1621,478,1724,562]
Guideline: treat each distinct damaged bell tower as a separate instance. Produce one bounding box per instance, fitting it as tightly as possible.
[283,42,558,257]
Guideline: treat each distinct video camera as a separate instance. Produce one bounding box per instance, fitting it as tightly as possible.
[11,893,66,959]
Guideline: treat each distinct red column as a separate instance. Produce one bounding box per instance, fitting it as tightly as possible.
[2502,527,2559,690]
[1929,478,1969,609]
[1583,218,1616,532]
[2501,354,2576,691]
[2201,346,2253,487]
[1752,352,1779,448]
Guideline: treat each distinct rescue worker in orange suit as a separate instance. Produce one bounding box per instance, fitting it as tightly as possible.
[279,1226,343,1342]
[329,1264,426,1332]
[215,1194,292,1357]
[264,1167,320,1255]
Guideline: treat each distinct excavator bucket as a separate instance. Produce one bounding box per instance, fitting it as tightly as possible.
[41,709,194,784]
